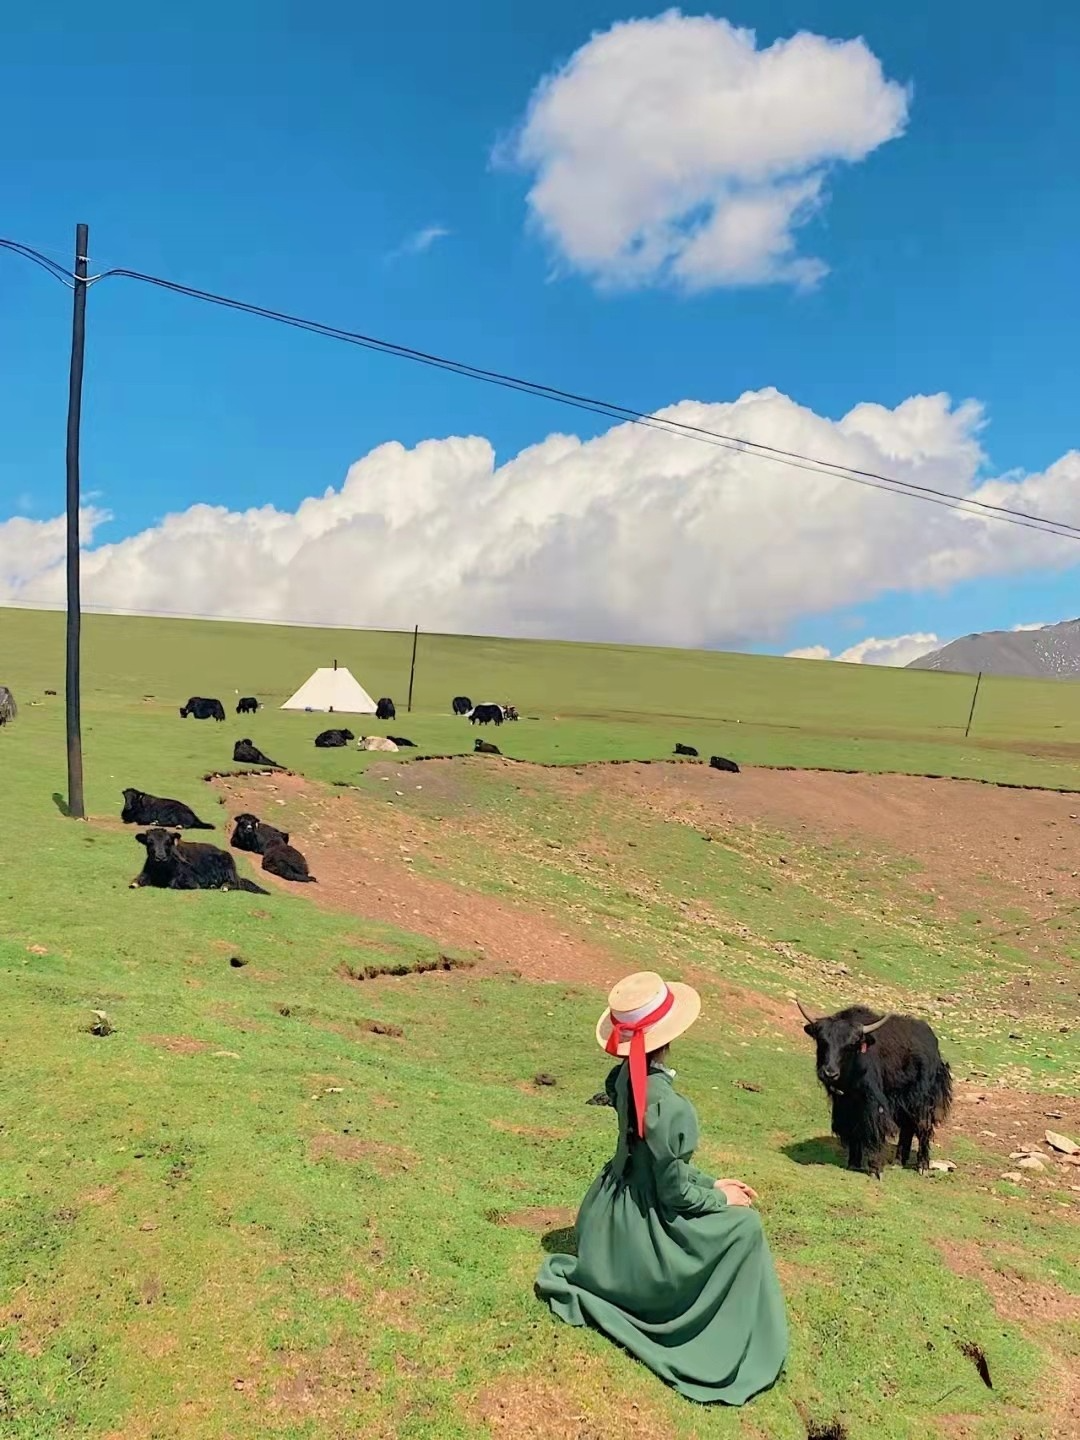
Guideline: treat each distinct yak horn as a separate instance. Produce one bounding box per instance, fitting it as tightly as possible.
[795,999,818,1025]
[861,1014,893,1034]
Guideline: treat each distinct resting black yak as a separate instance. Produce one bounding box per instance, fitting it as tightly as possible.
[121,788,214,830]
[230,812,316,883]
[130,828,267,893]
[233,738,282,768]
[314,728,354,748]
[375,697,396,720]
[474,738,501,755]
[797,1001,953,1177]
[179,696,226,721]
[452,695,472,715]
[709,754,740,773]
[236,696,259,714]
[674,743,699,757]
[387,735,416,748]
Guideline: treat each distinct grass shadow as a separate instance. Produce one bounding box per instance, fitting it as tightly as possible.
[782,1136,846,1169]
[540,1226,577,1256]
[51,792,72,817]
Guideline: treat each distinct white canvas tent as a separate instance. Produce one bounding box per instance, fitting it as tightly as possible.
[281,664,377,715]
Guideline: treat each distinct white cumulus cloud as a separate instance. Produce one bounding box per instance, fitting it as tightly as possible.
[787,633,941,666]
[2,389,1079,651]
[505,11,910,290]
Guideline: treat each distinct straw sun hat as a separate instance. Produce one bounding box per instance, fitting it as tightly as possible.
[596,972,701,1138]
[596,971,701,1056]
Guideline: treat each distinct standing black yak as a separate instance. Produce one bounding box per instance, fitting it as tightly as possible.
[179,697,226,721]
[375,697,396,720]
[452,696,473,716]
[121,788,214,830]
[130,828,267,893]
[797,1002,953,1177]
[469,704,503,727]
[236,696,259,714]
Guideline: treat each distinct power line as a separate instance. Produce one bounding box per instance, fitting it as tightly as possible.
[0,237,74,289]
[4,235,1080,543]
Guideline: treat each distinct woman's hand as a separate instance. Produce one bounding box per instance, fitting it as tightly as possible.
[715,1178,758,1206]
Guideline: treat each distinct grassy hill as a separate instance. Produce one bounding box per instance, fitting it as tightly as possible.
[1,606,1078,1440]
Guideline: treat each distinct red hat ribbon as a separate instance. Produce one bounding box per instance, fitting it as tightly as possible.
[604,983,676,1138]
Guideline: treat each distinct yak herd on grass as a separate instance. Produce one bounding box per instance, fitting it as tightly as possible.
[4,679,956,1179]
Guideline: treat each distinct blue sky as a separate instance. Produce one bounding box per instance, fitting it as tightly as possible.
[1,1,1078,658]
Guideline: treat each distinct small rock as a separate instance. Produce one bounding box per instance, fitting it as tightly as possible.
[1001,1171,1025,1183]
[1046,1130,1080,1155]
[534,1072,557,1087]
[1017,1156,1047,1171]
[928,1159,956,1173]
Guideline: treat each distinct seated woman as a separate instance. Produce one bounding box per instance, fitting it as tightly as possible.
[536,971,788,1406]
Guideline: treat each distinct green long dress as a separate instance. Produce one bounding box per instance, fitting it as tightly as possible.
[536,1062,788,1405]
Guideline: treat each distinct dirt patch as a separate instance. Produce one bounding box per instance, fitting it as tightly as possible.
[489,1119,571,1140]
[210,773,812,1041]
[604,762,1080,922]
[214,774,635,990]
[938,1241,1080,1325]
[947,1085,1080,1160]
[263,1340,378,1424]
[141,1034,210,1056]
[488,1206,575,1232]
[307,1132,415,1174]
[474,1376,668,1440]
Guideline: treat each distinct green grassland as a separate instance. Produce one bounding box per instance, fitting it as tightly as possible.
[1,606,1078,1439]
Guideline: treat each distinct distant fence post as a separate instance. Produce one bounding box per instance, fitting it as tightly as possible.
[407,624,419,712]
[964,671,983,739]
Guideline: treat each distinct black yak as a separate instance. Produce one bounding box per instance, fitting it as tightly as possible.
[474,738,501,755]
[469,703,503,726]
[231,812,289,851]
[236,696,259,714]
[179,696,226,721]
[230,812,315,884]
[452,696,473,715]
[131,828,267,893]
[314,728,354,748]
[233,738,282,768]
[709,754,740,773]
[0,686,16,726]
[797,1001,953,1177]
[121,788,214,830]
[387,735,416,748]
[375,697,396,720]
[674,743,699,757]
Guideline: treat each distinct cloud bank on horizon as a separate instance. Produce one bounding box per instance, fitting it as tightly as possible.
[506,11,910,290]
[3,389,1078,659]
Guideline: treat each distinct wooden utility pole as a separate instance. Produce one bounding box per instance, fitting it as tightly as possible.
[963,670,983,739]
[65,223,89,819]
[407,625,419,712]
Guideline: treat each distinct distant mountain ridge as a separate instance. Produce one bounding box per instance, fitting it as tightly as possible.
[908,619,1080,679]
